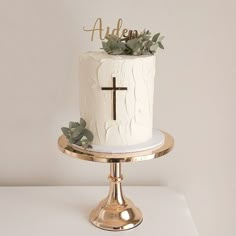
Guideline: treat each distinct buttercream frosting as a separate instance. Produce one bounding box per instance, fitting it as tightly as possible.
[78,51,156,146]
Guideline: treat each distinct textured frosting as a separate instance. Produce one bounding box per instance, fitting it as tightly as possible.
[78,51,156,146]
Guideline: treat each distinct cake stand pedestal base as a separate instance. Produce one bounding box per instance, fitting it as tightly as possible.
[90,163,142,231]
[58,131,174,231]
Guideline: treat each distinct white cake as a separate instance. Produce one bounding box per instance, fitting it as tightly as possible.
[78,51,156,146]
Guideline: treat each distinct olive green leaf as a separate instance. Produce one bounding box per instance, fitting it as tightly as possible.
[61,118,93,149]
[81,128,94,141]
[150,43,159,51]
[61,127,70,137]
[80,118,86,128]
[158,41,164,49]
[126,38,139,50]
[152,33,160,42]
[101,30,164,56]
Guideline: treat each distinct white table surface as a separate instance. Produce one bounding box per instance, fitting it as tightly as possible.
[0,186,198,236]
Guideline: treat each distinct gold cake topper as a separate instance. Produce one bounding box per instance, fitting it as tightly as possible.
[83,18,139,41]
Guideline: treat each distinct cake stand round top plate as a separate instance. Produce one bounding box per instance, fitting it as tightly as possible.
[72,129,165,154]
[58,130,174,163]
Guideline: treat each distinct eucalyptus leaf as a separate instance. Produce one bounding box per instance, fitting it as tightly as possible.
[117,41,126,50]
[102,30,164,55]
[158,41,164,49]
[69,121,79,129]
[61,118,93,149]
[152,33,160,42]
[81,128,94,141]
[126,38,139,50]
[145,40,153,48]
[68,137,75,144]
[72,126,83,138]
[158,36,165,41]
[74,132,86,142]
[150,43,159,51]
[61,127,69,136]
[102,41,111,53]
[141,35,152,41]
[80,118,86,128]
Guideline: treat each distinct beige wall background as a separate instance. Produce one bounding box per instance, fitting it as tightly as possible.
[0,0,235,235]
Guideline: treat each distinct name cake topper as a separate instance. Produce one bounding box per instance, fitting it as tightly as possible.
[83,18,164,56]
[83,18,139,41]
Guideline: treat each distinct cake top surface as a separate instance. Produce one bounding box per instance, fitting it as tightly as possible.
[80,51,155,61]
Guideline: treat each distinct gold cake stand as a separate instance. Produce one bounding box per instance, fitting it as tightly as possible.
[58,131,174,231]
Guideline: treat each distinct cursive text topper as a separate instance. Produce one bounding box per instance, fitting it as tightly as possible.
[83,18,139,41]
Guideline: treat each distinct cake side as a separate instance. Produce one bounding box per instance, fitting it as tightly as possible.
[78,51,155,146]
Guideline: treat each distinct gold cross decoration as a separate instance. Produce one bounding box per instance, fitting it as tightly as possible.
[101,77,128,120]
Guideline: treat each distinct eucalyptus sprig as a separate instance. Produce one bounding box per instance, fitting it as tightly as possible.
[61,118,93,149]
[102,30,164,56]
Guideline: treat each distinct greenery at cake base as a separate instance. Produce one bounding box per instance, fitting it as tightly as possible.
[102,30,164,56]
[61,118,93,149]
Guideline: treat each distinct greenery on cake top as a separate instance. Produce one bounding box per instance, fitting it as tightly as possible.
[61,118,93,149]
[102,30,164,56]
